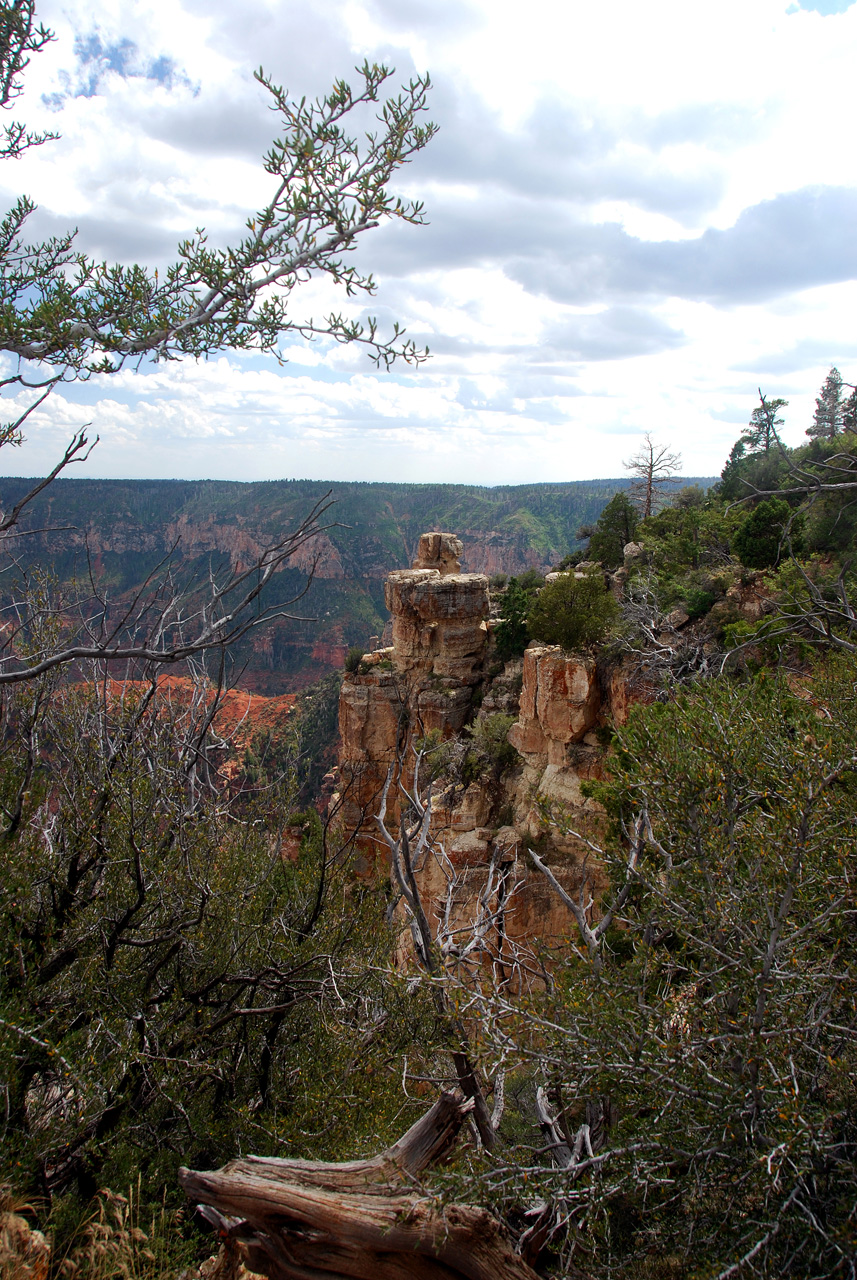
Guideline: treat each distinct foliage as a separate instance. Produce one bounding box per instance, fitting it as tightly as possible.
[0,2,437,686]
[730,556,857,659]
[515,568,547,591]
[475,662,857,1278]
[0,669,432,1216]
[807,366,844,439]
[732,496,801,569]
[426,713,518,796]
[463,713,519,785]
[742,396,788,455]
[584,491,639,569]
[527,570,619,651]
[0,0,56,160]
[0,34,436,401]
[638,493,736,576]
[493,574,544,661]
[345,646,365,673]
[843,384,857,434]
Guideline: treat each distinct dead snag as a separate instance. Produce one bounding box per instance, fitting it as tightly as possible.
[179,1091,539,1280]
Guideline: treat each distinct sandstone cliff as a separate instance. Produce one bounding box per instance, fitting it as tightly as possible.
[334,532,653,958]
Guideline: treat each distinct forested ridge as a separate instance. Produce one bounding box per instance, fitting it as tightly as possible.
[0,475,712,690]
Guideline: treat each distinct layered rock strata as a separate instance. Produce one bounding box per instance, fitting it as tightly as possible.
[337,535,490,872]
[336,534,626,959]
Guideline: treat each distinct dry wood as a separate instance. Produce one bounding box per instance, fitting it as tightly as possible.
[179,1092,539,1280]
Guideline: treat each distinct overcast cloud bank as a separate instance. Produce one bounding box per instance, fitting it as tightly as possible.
[3,0,857,484]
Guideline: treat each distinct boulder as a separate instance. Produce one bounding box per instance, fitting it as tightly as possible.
[623,541,646,567]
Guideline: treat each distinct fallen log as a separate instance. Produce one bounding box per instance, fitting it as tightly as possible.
[179,1091,540,1280]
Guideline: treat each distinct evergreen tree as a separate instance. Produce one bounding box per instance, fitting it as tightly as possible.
[493,574,543,660]
[732,497,801,568]
[843,383,857,434]
[585,491,639,569]
[527,570,619,651]
[742,395,787,454]
[806,366,844,439]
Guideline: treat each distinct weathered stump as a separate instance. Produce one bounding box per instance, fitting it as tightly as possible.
[179,1092,539,1280]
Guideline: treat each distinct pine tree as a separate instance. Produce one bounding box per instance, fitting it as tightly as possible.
[806,367,844,439]
[742,396,787,454]
[842,383,857,434]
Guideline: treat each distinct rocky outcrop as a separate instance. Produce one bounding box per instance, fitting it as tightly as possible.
[385,570,489,685]
[412,532,463,575]
[335,533,622,955]
[337,539,491,870]
[508,646,600,766]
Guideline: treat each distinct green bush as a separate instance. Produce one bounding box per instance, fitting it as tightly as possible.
[469,712,518,776]
[344,645,365,672]
[732,497,801,569]
[494,574,544,660]
[527,570,619,650]
[0,675,434,1215]
[489,661,857,1277]
[683,586,715,620]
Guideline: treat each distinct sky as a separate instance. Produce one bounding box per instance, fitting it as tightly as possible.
[2,0,857,485]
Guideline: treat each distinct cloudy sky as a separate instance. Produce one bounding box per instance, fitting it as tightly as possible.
[2,0,857,485]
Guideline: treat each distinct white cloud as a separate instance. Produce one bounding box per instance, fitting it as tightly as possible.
[1,0,856,486]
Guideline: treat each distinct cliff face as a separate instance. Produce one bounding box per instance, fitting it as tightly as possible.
[337,534,490,872]
[335,532,652,954]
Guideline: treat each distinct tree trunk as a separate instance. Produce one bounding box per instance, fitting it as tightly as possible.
[179,1092,539,1280]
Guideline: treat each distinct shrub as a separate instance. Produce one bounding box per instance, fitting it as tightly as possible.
[683,586,715,620]
[494,575,544,660]
[527,570,619,650]
[468,712,518,777]
[515,568,546,591]
[732,498,802,569]
[0,675,432,1216]
[344,646,365,672]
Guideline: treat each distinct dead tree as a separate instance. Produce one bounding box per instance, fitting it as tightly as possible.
[623,433,682,518]
[375,736,525,1151]
[180,1091,541,1280]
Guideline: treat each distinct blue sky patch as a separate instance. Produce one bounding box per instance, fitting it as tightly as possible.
[791,0,856,14]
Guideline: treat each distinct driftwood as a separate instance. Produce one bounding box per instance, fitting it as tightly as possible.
[179,1092,539,1280]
